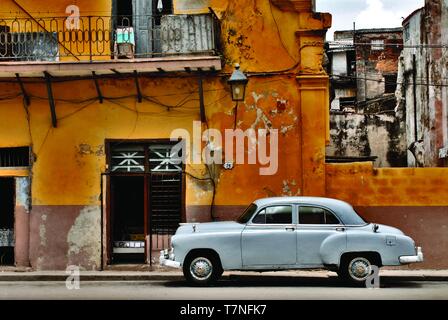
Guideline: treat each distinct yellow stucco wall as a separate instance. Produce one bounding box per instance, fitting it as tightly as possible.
[0,73,325,208]
[0,0,331,209]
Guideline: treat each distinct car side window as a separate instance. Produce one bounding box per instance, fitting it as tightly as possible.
[299,206,340,225]
[252,206,292,224]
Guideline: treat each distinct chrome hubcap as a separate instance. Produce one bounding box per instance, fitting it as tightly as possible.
[190,257,213,281]
[348,257,371,280]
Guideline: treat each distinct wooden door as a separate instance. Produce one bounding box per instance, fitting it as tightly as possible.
[133,0,153,57]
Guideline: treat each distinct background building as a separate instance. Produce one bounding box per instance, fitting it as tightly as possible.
[398,1,448,167]
[326,28,407,168]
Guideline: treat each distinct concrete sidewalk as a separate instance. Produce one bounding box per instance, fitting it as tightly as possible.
[0,268,447,282]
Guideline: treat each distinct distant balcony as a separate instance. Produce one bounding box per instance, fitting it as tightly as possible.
[0,13,222,77]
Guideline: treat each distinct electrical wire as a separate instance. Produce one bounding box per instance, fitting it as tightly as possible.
[328,41,448,49]
[204,163,217,220]
[21,96,33,148]
[331,74,448,88]
[56,99,97,121]
[34,125,53,156]
[267,0,297,66]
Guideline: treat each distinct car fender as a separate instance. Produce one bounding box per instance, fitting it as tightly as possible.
[319,232,347,265]
[173,231,243,269]
[345,230,416,266]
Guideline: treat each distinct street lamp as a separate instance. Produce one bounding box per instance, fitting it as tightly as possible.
[228,64,248,102]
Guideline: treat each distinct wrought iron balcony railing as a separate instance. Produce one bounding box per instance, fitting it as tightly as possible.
[0,13,221,62]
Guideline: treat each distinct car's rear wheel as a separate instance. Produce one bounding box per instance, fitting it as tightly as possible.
[339,254,378,286]
[183,252,222,286]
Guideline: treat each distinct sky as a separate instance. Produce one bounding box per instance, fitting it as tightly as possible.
[316,0,425,40]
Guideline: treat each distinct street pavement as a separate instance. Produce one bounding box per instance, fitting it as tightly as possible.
[0,273,447,300]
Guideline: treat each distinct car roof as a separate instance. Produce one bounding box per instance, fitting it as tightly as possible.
[253,196,350,207]
[252,197,363,225]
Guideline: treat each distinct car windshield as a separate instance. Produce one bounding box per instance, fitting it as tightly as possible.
[236,203,258,224]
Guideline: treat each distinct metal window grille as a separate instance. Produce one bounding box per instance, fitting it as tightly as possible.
[0,147,30,168]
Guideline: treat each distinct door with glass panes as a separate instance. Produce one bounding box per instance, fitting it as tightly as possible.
[108,141,184,264]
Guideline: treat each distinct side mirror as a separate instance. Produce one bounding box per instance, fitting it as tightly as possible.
[373,224,379,233]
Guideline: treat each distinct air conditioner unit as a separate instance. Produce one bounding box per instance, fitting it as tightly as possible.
[160,14,214,55]
[115,27,135,59]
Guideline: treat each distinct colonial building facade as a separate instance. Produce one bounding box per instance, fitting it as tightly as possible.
[0,0,447,271]
[0,0,331,269]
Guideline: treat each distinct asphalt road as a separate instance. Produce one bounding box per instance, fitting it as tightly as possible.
[0,276,447,300]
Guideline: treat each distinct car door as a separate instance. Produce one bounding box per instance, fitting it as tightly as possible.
[296,205,346,267]
[242,205,297,267]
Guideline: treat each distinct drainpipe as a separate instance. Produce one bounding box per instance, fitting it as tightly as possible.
[100,173,108,271]
[412,54,418,142]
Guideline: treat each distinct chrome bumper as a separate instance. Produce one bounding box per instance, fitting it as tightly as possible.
[159,249,181,269]
[399,247,424,264]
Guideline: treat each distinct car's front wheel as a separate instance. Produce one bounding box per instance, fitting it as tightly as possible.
[183,253,222,286]
[339,254,378,286]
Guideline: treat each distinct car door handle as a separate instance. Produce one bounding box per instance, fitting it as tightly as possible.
[336,227,345,232]
[285,227,296,231]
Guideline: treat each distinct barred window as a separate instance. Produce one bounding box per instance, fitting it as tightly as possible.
[0,147,30,168]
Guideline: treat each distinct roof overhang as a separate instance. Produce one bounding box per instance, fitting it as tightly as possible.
[0,56,222,78]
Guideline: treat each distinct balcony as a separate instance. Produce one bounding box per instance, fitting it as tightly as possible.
[0,13,222,77]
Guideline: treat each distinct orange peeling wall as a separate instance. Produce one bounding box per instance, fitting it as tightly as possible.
[326,163,448,269]
[326,163,448,207]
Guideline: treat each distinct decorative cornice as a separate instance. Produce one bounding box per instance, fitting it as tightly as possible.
[270,0,315,12]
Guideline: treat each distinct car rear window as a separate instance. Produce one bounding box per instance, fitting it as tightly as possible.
[299,206,341,225]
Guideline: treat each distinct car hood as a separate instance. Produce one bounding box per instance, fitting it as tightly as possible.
[175,221,245,235]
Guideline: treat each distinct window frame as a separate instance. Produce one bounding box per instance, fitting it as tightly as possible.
[371,39,385,51]
[249,204,296,226]
[297,205,342,226]
[0,147,31,168]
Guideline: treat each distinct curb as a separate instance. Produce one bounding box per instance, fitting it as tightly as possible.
[0,274,185,282]
[0,272,447,282]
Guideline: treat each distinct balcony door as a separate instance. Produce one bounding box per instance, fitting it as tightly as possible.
[114,0,173,57]
[132,0,153,57]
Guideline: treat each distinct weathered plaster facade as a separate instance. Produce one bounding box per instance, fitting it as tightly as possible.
[327,29,407,167]
[398,1,448,167]
[353,29,403,102]
[327,113,407,167]
[0,0,332,270]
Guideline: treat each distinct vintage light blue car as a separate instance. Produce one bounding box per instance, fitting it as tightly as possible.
[160,197,423,285]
